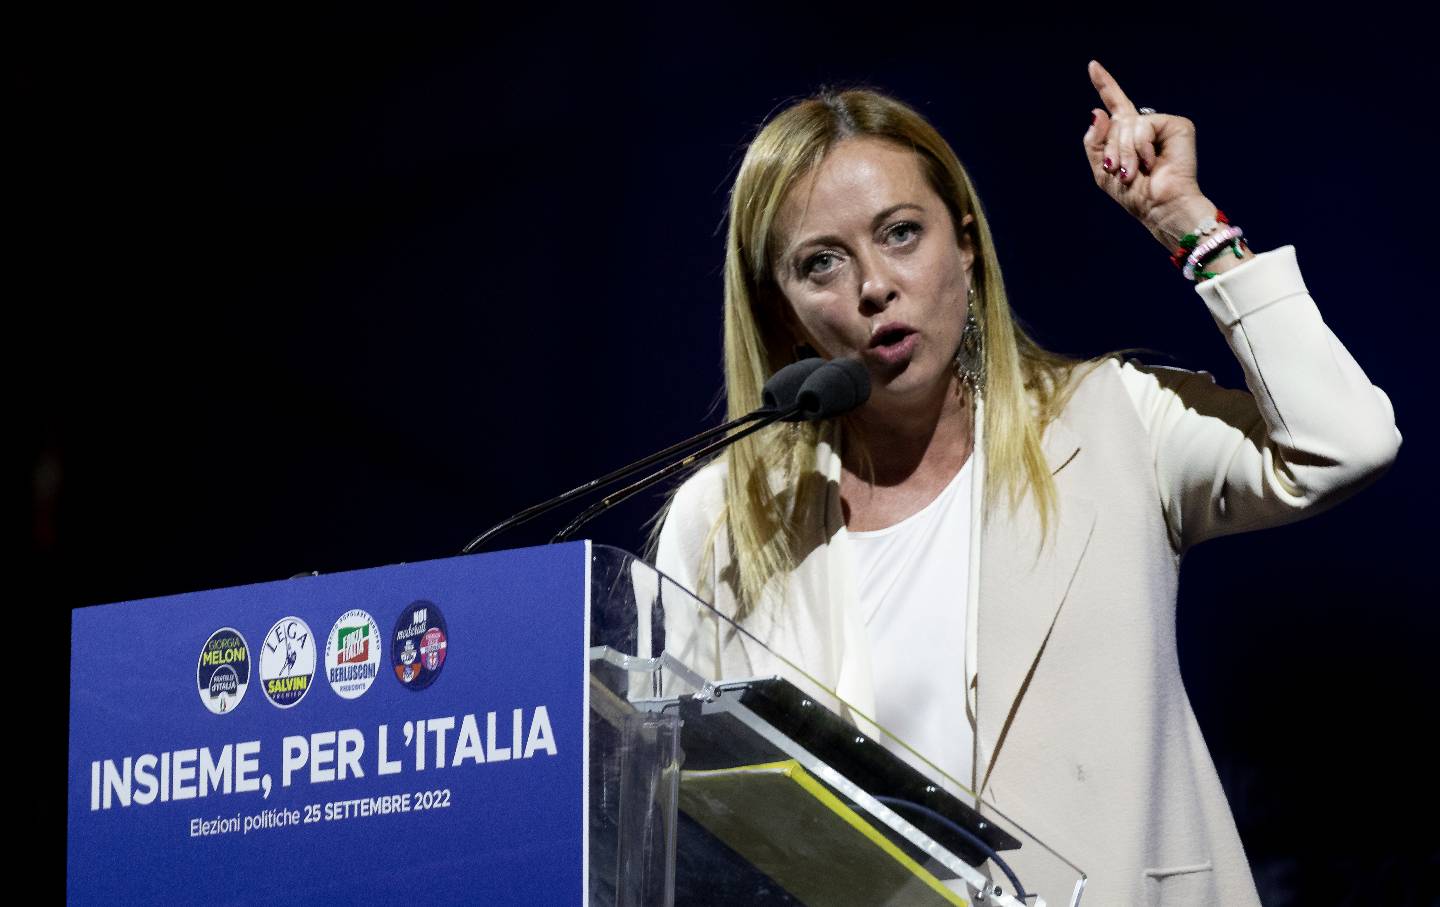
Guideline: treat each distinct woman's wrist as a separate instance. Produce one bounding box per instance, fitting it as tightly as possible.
[1149,195,1255,278]
[1147,195,1221,248]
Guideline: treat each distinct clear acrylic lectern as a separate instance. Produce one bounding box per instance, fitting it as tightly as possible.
[586,545,1084,907]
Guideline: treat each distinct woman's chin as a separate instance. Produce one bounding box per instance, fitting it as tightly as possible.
[865,365,957,412]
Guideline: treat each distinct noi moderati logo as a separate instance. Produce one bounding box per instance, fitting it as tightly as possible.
[392,601,447,691]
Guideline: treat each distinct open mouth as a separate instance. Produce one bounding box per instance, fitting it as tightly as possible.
[871,327,913,348]
[866,324,919,366]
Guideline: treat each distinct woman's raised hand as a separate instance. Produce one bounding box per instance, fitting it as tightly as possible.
[1083,60,1212,246]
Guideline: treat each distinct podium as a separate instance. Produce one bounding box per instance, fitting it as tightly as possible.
[69,543,1083,905]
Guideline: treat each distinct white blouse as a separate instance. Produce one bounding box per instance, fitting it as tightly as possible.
[850,456,976,794]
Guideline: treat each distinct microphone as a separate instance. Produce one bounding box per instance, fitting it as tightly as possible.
[460,357,843,554]
[548,357,869,543]
[792,356,869,421]
[764,356,827,412]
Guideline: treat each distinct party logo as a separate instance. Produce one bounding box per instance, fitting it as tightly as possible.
[196,627,250,714]
[259,616,316,708]
[392,601,448,691]
[325,609,382,700]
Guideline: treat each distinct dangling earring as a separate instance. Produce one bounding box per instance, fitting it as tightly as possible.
[953,284,984,395]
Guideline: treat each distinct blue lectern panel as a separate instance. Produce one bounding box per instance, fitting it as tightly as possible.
[68,542,589,905]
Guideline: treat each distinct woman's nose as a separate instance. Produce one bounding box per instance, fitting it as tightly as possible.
[856,250,898,313]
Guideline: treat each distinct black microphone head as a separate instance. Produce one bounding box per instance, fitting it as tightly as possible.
[762,357,827,411]
[794,357,871,421]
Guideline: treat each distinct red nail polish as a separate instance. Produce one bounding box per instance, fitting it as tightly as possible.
[1103,157,1113,171]
[1119,166,1129,178]
[1090,112,1097,126]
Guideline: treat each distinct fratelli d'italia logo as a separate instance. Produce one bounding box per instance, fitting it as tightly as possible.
[259,616,316,708]
[197,627,250,714]
[392,601,447,691]
[325,609,381,700]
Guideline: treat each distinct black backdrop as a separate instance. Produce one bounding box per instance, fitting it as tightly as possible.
[23,7,1436,902]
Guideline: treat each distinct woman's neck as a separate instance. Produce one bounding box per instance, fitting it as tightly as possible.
[842,377,974,490]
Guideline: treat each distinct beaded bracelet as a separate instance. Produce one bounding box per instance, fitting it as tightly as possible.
[1169,210,1230,269]
[1184,227,1242,281]
[1183,225,1245,281]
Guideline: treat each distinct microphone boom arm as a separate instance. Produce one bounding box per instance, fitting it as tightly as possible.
[549,403,799,543]
[460,408,774,554]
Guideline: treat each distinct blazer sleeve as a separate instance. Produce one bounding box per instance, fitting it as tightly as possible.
[652,462,730,683]
[654,462,726,602]
[1117,245,1401,552]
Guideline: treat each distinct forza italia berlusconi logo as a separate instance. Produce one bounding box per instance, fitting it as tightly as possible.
[325,609,381,700]
[259,616,316,708]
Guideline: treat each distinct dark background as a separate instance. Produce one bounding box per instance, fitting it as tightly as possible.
[23,6,1436,902]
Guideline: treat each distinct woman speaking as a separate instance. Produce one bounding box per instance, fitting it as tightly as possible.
[656,61,1399,905]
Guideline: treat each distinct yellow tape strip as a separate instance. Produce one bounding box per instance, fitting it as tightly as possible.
[683,759,968,906]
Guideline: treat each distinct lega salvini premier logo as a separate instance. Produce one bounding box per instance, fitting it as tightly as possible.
[259,616,317,708]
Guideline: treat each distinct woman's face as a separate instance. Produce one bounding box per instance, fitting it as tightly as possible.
[772,136,974,413]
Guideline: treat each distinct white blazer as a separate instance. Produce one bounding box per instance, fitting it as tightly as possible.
[656,246,1400,906]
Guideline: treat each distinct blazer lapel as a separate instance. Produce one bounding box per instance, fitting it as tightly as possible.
[975,417,1096,797]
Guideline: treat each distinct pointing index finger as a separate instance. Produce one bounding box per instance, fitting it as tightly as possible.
[1088,59,1137,117]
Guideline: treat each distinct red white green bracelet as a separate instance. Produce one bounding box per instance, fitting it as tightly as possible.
[1183,225,1245,281]
[1169,210,1246,282]
[1169,210,1230,269]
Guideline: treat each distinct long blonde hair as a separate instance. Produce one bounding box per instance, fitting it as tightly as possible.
[713,88,1085,613]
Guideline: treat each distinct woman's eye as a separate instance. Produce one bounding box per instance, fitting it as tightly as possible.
[886,222,922,245]
[804,252,839,276]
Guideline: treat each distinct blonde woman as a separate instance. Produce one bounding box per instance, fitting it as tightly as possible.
[655,61,1399,905]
